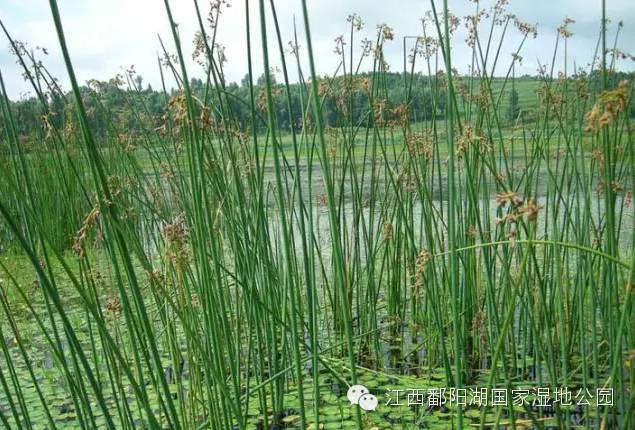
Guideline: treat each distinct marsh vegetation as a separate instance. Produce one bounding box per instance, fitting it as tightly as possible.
[0,0,633,428]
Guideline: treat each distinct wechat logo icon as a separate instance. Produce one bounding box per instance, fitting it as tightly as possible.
[346,384,378,411]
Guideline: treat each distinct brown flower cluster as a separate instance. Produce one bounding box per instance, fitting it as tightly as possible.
[378,24,395,41]
[104,296,122,319]
[333,35,346,55]
[257,84,281,114]
[118,132,136,154]
[373,99,388,127]
[413,36,438,61]
[557,17,575,39]
[464,9,489,48]
[163,214,190,268]
[207,0,231,30]
[382,222,393,241]
[347,13,364,31]
[585,80,631,133]
[192,31,210,66]
[392,104,410,128]
[372,100,410,129]
[359,38,373,59]
[608,48,635,62]
[72,205,101,259]
[406,132,433,160]
[413,248,431,287]
[167,93,188,126]
[513,19,538,39]
[496,191,522,208]
[456,126,489,157]
[495,195,542,225]
[536,83,567,110]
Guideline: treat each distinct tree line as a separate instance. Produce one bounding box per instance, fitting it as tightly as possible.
[2,70,633,146]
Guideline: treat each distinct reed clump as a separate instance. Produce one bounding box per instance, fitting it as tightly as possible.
[0,0,633,429]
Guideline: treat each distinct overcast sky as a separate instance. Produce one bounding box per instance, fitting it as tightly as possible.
[1,0,634,100]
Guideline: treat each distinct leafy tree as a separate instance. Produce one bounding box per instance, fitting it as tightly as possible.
[507,88,520,122]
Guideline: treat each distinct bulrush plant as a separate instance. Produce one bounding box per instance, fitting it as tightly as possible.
[0,0,633,429]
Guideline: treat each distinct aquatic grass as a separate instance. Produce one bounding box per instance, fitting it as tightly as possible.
[0,0,633,429]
